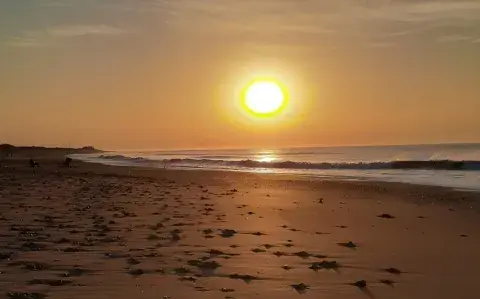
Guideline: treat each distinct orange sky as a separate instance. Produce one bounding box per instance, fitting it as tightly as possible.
[1,1,480,150]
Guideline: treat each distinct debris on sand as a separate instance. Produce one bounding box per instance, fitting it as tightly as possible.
[352,280,367,288]
[291,283,309,292]
[19,242,46,251]
[293,251,312,258]
[61,268,86,277]
[383,267,402,274]
[147,234,161,240]
[187,260,221,269]
[179,276,196,282]
[7,292,46,299]
[228,274,259,283]
[173,267,191,275]
[309,260,340,270]
[380,279,395,286]
[219,229,237,238]
[252,248,266,253]
[128,269,145,276]
[105,252,130,259]
[250,231,266,236]
[273,251,288,257]
[127,257,141,265]
[207,249,226,255]
[27,279,72,286]
[9,261,51,271]
[338,241,358,249]
[171,232,181,241]
[0,252,13,260]
[378,213,395,219]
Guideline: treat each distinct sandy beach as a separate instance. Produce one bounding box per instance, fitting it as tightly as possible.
[1,153,479,299]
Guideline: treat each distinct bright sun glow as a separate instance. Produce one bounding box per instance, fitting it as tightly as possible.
[244,81,285,115]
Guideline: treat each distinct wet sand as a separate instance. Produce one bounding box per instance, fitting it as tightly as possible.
[1,156,479,299]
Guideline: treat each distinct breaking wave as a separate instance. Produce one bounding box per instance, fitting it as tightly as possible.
[96,154,480,171]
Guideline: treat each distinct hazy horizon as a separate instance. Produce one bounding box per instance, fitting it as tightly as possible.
[2,1,480,150]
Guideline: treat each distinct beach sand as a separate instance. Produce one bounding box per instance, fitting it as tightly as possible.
[0,154,479,299]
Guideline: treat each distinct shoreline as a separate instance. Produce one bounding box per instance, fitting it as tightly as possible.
[3,156,480,209]
[70,149,480,193]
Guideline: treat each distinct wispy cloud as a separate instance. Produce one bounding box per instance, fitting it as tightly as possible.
[5,36,45,48]
[355,1,480,23]
[46,25,126,37]
[369,41,397,48]
[7,24,127,47]
[436,34,480,43]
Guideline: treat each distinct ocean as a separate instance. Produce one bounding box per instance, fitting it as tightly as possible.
[72,143,480,191]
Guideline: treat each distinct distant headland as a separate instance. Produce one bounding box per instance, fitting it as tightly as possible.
[0,144,101,157]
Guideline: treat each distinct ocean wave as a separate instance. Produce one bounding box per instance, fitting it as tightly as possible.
[93,154,480,171]
[98,155,152,163]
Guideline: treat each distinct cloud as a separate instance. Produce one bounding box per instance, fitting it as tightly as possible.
[5,36,44,48]
[7,24,127,47]
[436,35,473,43]
[369,41,396,48]
[435,34,480,43]
[355,1,480,23]
[46,25,127,37]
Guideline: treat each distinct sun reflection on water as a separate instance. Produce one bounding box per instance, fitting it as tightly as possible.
[256,154,278,163]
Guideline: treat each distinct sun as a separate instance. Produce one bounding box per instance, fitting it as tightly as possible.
[243,81,286,116]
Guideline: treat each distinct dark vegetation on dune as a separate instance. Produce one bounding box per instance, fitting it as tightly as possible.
[0,144,100,156]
